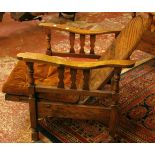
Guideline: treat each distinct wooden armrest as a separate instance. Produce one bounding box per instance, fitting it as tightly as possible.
[17,52,135,69]
[39,22,121,35]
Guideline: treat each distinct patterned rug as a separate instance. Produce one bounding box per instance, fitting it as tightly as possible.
[38,58,155,143]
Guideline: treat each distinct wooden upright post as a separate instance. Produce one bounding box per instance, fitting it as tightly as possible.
[26,62,39,142]
[109,68,121,139]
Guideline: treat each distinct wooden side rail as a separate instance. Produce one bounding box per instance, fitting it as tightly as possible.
[38,101,111,123]
[39,22,121,35]
[17,52,135,69]
[36,85,115,97]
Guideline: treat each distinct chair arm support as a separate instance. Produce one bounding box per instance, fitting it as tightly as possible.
[39,22,121,35]
[17,52,135,69]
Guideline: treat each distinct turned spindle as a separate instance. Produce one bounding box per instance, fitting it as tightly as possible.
[80,34,85,54]
[90,35,96,54]
[70,68,77,89]
[58,65,65,88]
[83,69,90,90]
[70,32,75,53]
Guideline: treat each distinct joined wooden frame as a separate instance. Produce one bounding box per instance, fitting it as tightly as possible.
[16,19,138,142]
[4,15,150,142]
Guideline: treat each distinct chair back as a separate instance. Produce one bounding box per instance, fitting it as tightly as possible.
[90,16,147,90]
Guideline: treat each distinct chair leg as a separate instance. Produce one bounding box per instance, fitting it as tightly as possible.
[109,104,119,141]
[31,128,39,142]
[29,98,39,142]
[109,68,121,141]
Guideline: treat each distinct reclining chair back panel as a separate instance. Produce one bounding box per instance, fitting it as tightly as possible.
[90,16,145,90]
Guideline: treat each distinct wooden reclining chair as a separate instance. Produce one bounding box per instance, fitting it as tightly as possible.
[2,15,149,142]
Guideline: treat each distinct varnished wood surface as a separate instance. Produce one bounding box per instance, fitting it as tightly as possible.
[39,22,121,35]
[26,62,39,141]
[36,85,114,97]
[17,52,135,69]
[51,52,100,59]
[90,15,146,90]
[5,94,28,102]
[38,101,110,123]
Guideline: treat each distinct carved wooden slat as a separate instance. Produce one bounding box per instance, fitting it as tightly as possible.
[69,32,75,53]
[83,69,90,90]
[26,62,39,141]
[70,68,77,89]
[58,65,65,88]
[46,29,52,55]
[90,35,96,54]
[80,34,85,54]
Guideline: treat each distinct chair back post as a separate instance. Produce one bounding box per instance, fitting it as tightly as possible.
[26,62,39,141]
